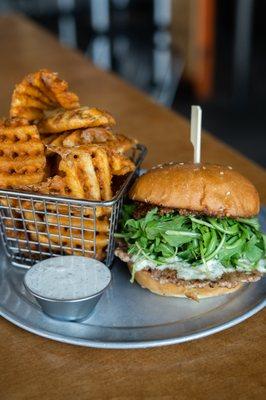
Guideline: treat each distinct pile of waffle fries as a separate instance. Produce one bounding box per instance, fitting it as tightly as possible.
[0,69,138,261]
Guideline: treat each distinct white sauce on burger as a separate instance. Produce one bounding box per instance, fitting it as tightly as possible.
[131,256,266,281]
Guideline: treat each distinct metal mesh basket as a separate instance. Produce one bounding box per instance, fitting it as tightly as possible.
[0,144,146,268]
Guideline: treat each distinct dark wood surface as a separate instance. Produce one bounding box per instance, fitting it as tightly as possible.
[0,14,265,400]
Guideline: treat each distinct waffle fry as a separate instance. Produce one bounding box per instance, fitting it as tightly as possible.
[0,197,20,210]
[22,202,45,233]
[50,145,113,201]
[45,127,137,155]
[40,133,58,147]
[10,69,80,121]
[37,145,135,202]
[27,175,68,196]
[108,151,136,175]
[0,197,40,257]
[27,231,62,255]
[46,212,109,259]
[0,117,29,128]
[21,201,63,255]
[1,217,40,258]
[22,196,109,260]
[62,127,116,146]
[105,134,137,154]
[38,106,115,134]
[2,214,25,240]
[18,177,111,218]
[46,214,110,233]
[0,123,46,188]
[42,132,69,156]
[48,224,108,259]
[26,211,109,260]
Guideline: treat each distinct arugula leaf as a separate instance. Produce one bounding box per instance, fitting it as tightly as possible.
[121,204,136,227]
[116,206,266,269]
[238,217,260,231]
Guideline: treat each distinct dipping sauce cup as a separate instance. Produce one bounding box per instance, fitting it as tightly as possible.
[24,256,111,321]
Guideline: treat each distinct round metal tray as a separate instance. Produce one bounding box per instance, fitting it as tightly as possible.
[0,248,265,349]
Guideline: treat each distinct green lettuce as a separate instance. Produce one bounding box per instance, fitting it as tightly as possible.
[115,206,266,269]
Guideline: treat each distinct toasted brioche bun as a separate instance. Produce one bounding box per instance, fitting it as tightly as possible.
[130,163,259,218]
[128,264,243,299]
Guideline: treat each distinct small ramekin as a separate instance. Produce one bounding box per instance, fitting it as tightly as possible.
[23,256,111,321]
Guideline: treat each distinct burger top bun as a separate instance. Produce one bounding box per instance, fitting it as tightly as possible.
[129,162,260,218]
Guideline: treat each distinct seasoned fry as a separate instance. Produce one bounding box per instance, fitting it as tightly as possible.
[26,212,109,261]
[50,145,112,201]
[21,201,46,233]
[62,127,116,146]
[42,132,69,156]
[40,133,58,147]
[105,133,137,154]
[91,146,112,200]
[108,151,136,175]
[46,214,110,233]
[38,106,115,134]
[0,117,29,128]
[1,217,40,257]
[46,127,137,155]
[48,224,108,259]
[2,215,25,239]
[18,177,111,218]
[0,123,46,188]
[1,185,119,261]
[60,150,99,199]
[18,175,67,196]
[10,69,79,121]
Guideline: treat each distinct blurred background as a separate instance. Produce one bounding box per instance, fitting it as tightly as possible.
[0,0,265,166]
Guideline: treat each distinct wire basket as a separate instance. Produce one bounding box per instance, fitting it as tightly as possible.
[0,144,146,268]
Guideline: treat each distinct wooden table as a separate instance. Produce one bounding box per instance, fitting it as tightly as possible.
[0,15,265,400]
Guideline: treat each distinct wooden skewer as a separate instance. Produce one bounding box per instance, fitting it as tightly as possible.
[190,105,202,164]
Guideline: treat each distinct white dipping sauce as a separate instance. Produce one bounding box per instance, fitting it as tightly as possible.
[24,256,111,300]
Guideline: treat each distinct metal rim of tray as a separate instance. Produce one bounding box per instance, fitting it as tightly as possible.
[1,295,265,349]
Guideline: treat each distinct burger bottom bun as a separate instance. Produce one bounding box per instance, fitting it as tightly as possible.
[128,264,243,299]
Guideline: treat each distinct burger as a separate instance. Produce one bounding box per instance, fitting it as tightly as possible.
[115,162,266,299]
